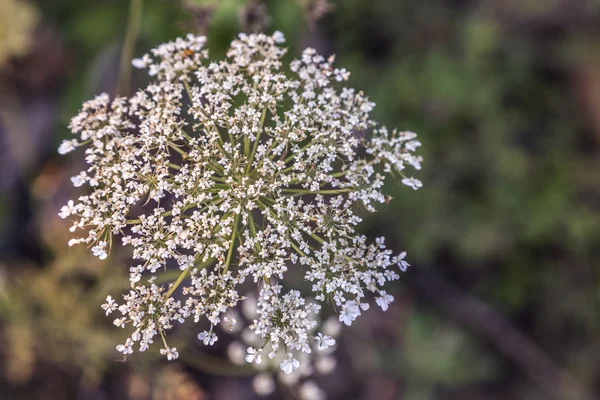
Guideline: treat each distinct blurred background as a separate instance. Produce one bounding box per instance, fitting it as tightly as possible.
[1,0,600,399]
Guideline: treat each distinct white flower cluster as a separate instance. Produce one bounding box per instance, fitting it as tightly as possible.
[227,296,340,398]
[59,32,422,374]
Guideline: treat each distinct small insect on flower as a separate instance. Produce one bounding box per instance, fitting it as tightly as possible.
[58,31,422,376]
[223,316,236,331]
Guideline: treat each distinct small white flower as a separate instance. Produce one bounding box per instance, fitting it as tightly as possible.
[101,295,117,315]
[91,241,108,260]
[160,347,179,360]
[402,177,423,190]
[280,354,300,375]
[116,339,133,355]
[375,291,394,311]
[314,333,336,351]
[70,174,85,187]
[272,31,285,44]
[113,318,126,328]
[198,330,218,346]
[131,58,146,69]
[339,300,361,326]
[129,266,142,283]
[58,140,76,155]
[398,251,410,271]
[246,347,262,364]
[176,254,194,270]
[58,200,76,219]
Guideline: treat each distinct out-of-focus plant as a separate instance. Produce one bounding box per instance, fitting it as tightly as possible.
[0,260,118,384]
[0,0,38,67]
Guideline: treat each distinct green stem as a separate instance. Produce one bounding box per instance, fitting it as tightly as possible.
[208,160,226,174]
[223,213,240,273]
[281,188,354,195]
[248,212,257,237]
[282,140,312,164]
[330,170,347,178]
[168,142,187,157]
[280,164,296,174]
[209,176,228,183]
[256,198,272,211]
[159,328,170,348]
[309,232,325,244]
[117,0,143,95]
[164,257,214,299]
[246,106,267,174]
[291,241,306,257]
[244,134,251,161]
[183,80,194,101]
[165,268,190,298]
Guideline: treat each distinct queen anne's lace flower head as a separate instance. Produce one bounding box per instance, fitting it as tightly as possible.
[59,32,422,374]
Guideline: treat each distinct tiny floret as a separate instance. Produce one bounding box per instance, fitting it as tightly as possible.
[159,347,179,360]
[375,291,394,311]
[246,347,262,364]
[339,300,361,326]
[198,331,218,346]
[315,333,336,351]
[280,354,300,375]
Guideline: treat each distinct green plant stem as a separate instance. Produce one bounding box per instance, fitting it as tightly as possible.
[164,257,214,299]
[183,80,194,100]
[246,106,268,174]
[291,241,306,257]
[281,140,312,164]
[248,212,257,236]
[309,232,325,243]
[165,268,190,299]
[159,328,170,348]
[168,142,187,157]
[281,188,354,195]
[223,213,240,273]
[117,0,143,95]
